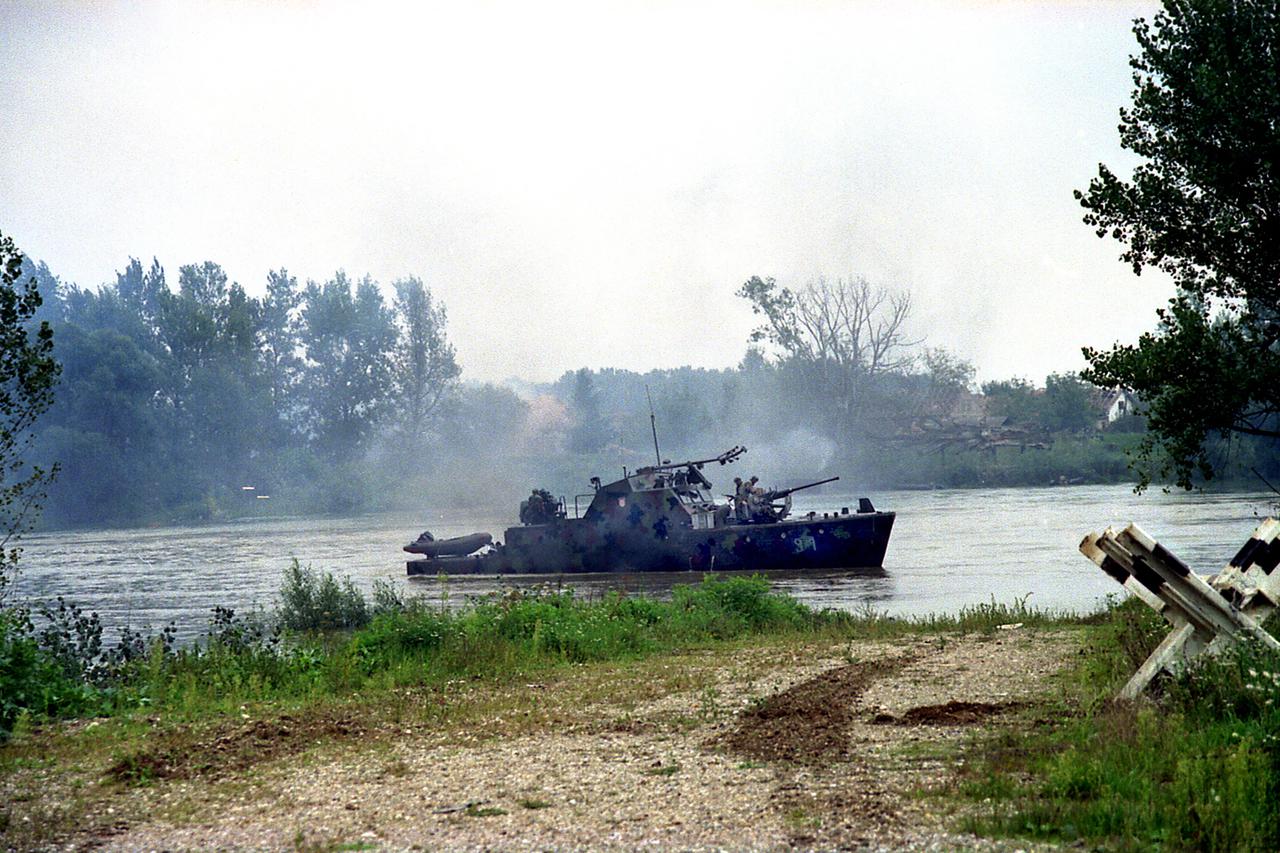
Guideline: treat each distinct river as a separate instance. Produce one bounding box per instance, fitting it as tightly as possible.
[11,484,1278,640]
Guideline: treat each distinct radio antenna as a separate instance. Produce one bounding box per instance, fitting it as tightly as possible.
[645,385,662,466]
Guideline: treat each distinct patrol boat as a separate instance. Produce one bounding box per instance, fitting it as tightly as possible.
[404,446,894,575]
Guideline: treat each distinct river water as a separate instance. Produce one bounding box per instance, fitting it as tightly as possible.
[11,484,1279,640]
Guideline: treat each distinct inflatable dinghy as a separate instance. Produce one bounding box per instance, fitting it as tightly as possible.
[403,530,493,558]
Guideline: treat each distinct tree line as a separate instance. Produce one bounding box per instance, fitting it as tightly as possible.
[25,257,461,525]
[15,246,1145,529]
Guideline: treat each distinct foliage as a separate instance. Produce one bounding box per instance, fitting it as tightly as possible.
[962,599,1280,851]
[737,274,916,443]
[0,231,60,601]
[1042,373,1095,434]
[568,367,611,453]
[351,575,820,674]
[0,611,98,740]
[31,257,459,526]
[297,273,398,457]
[918,348,975,417]
[17,238,1149,532]
[0,572,892,734]
[391,276,460,446]
[17,232,1138,531]
[1077,0,1280,490]
[982,378,1040,424]
[277,560,370,632]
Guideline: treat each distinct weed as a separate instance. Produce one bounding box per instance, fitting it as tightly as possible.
[644,763,681,777]
[465,804,508,817]
[108,750,161,786]
[381,759,410,778]
[517,797,552,809]
[697,685,724,723]
[783,806,819,831]
[279,561,369,632]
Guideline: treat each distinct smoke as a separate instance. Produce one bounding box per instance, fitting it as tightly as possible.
[737,428,840,489]
[517,394,570,453]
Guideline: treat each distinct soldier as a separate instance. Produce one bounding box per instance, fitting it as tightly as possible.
[747,476,764,520]
[521,489,543,524]
[733,476,750,521]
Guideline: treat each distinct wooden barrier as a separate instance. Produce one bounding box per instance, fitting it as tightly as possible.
[1079,519,1280,699]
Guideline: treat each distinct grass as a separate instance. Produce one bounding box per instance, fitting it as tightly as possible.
[956,597,1280,852]
[465,804,508,817]
[643,762,681,777]
[0,567,1101,847]
[517,797,552,810]
[3,569,1075,740]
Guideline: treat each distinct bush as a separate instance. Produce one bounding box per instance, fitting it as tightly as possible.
[278,561,369,632]
[672,574,813,637]
[0,612,99,739]
[1166,634,1280,722]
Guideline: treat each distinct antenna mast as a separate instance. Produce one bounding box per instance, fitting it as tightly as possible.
[645,385,662,466]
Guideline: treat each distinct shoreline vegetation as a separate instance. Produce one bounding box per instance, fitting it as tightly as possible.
[3,570,1279,849]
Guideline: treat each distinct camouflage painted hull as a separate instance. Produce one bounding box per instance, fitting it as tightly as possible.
[407,510,895,575]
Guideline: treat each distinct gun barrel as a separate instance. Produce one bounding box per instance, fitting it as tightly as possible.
[640,445,747,473]
[767,476,840,499]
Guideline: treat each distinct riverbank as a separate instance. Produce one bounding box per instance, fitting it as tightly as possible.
[2,621,1079,850]
[5,575,1279,851]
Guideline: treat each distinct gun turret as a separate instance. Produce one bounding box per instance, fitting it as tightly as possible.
[761,476,839,502]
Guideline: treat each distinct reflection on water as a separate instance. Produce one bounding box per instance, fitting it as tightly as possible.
[407,565,895,616]
[12,484,1279,641]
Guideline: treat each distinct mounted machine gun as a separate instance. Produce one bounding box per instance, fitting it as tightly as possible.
[753,476,840,522]
[637,446,747,474]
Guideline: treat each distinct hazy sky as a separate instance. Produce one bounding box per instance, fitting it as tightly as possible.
[1,0,1168,385]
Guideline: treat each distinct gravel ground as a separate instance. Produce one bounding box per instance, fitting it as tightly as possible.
[13,628,1082,851]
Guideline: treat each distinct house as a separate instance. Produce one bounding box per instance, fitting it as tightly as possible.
[1100,389,1141,425]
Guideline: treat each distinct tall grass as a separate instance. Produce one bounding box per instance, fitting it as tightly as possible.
[278,560,369,631]
[962,598,1280,852]
[0,571,844,731]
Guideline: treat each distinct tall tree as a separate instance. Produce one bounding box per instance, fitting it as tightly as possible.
[1077,0,1280,488]
[259,268,302,416]
[983,378,1040,425]
[0,231,60,601]
[155,262,270,493]
[568,368,610,453]
[115,257,167,330]
[37,326,163,526]
[297,272,398,457]
[1042,373,1097,434]
[391,276,459,445]
[918,348,976,418]
[737,275,916,442]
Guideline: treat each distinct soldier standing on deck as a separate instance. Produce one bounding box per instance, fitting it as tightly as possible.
[733,476,750,521]
[748,476,765,520]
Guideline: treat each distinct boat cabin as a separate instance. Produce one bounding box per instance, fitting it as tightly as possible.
[584,464,728,531]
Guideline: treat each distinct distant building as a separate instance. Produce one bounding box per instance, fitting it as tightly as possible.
[948,392,989,425]
[1099,389,1141,426]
